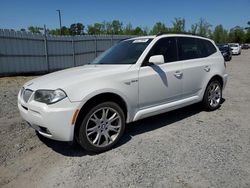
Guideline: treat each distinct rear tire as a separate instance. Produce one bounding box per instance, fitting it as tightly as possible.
[78,102,125,153]
[202,80,222,111]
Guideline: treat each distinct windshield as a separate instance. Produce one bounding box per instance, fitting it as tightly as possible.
[229,44,238,47]
[217,44,228,51]
[91,38,152,64]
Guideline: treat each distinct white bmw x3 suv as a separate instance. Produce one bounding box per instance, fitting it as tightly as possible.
[18,34,228,152]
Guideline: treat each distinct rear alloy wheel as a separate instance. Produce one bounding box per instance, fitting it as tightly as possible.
[78,102,125,152]
[203,80,222,111]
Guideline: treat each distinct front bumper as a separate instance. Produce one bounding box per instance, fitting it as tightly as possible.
[18,91,81,141]
[232,50,240,54]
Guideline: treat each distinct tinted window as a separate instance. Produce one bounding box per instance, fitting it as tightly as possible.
[178,37,199,60]
[177,37,216,60]
[144,37,178,64]
[203,40,217,55]
[196,38,209,58]
[91,39,152,65]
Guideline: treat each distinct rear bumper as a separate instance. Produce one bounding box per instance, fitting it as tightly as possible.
[223,74,228,90]
[18,94,81,141]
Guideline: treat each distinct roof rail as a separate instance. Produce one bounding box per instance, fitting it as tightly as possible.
[156,32,197,37]
[156,32,166,36]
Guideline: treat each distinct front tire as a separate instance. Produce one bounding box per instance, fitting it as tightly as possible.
[78,102,125,153]
[202,80,222,111]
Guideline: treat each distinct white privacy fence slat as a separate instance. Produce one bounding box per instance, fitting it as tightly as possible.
[0,29,134,76]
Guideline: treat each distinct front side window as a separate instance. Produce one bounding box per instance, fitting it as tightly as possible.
[143,37,178,65]
[91,39,152,65]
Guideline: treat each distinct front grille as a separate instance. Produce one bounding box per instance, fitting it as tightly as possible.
[22,89,33,103]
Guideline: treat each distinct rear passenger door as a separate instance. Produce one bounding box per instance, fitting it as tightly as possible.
[177,37,214,99]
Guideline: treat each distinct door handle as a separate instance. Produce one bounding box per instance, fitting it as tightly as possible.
[204,66,210,72]
[174,71,183,78]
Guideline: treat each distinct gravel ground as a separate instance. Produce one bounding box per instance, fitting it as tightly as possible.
[0,51,250,188]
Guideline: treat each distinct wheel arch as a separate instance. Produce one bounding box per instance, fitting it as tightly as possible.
[202,74,224,100]
[73,92,129,142]
[208,75,223,88]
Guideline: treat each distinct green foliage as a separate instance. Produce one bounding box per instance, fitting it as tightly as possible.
[70,23,84,35]
[150,22,169,35]
[48,26,70,35]
[25,19,250,43]
[28,26,43,33]
[171,18,185,33]
[87,23,105,35]
[228,26,245,43]
[189,23,198,35]
[212,25,228,43]
[245,21,250,43]
[197,18,212,37]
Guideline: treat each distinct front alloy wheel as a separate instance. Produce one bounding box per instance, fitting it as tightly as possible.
[78,102,125,152]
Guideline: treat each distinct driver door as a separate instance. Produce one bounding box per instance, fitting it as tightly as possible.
[138,37,183,109]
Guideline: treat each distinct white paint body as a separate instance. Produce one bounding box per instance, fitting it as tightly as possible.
[229,43,241,55]
[18,34,228,141]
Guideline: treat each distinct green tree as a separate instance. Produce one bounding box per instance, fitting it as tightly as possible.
[197,18,212,37]
[150,22,168,35]
[87,23,105,35]
[49,26,70,35]
[189,23,198,35]
[70,23,84,35]
[28,26,43,33]
[102,21,112,34]
[245,21,250,43]
[111,20,123,34]
[132,27,144,35]
[228,26,245,43]
[171,18,185,33]
[124,23,133,35]
[212,25,228,43]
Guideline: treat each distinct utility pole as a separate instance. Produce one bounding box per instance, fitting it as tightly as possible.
[56,10,62,35]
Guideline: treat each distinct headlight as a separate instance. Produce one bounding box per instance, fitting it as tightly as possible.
[34,89,67,104]
[222,52,228,56]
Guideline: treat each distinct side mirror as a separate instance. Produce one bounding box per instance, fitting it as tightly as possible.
[148,55,165,65]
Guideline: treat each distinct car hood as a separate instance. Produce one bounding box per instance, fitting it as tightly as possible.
[24,64,132,91]
[231,46,239,50]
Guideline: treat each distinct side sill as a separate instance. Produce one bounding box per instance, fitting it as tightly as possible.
[133,96,200,121]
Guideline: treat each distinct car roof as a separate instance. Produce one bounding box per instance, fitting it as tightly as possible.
[127,34,213,42]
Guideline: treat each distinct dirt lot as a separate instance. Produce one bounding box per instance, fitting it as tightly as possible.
[0,51,250,188]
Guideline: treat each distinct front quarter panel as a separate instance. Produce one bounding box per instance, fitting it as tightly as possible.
[64,67,139,123]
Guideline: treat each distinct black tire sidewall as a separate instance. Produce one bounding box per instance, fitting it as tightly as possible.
[203,80,222,111]
[78,102,125,153]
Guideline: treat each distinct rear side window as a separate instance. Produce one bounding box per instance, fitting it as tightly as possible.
[177,37,217,61]
[144,37,178,64]
[177,37,200,60]
[203,40,217,56]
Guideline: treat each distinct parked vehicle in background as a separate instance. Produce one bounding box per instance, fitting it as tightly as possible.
[217,44,232,61]
[18,34,228,152]
[241,44,249,49]
[229,43,241,55]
